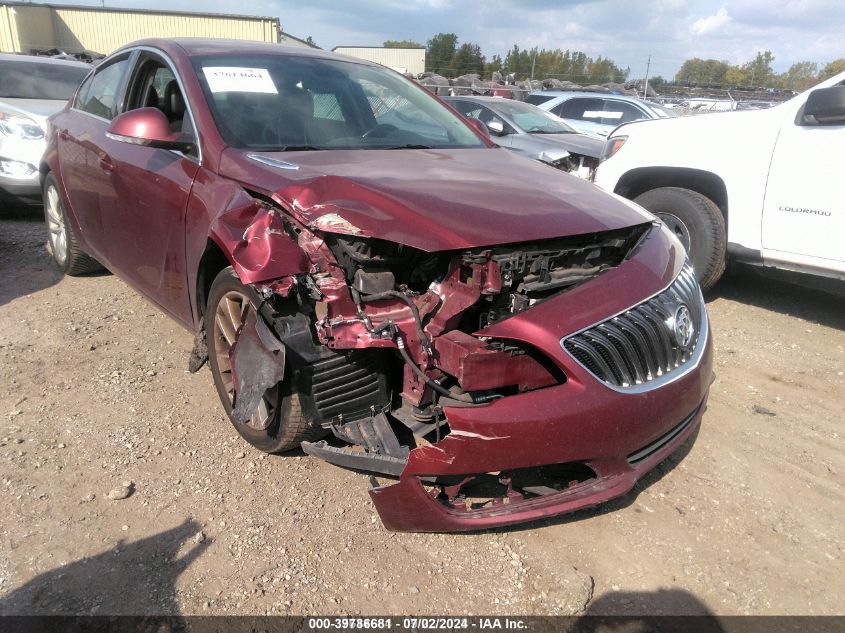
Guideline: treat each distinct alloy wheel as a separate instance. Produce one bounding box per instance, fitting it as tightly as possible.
[45,185,68,265]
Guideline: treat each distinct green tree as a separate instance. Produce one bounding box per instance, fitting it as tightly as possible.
[426,33,458,76]
[503,45,533,78]
[776,61,819,91]
[588,56,627,83]
[648,75,667,92]
[724,65,749,87]
[820,58,845,80]
[304,36,318,48]
[674,58,730,85]
[383,39,424,49]
[743,50,775,87]
[449,42,485,76]
[484,54,503,77]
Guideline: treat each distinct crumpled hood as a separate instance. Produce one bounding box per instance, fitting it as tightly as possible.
[530,132,605,159]
[219,146,652,252]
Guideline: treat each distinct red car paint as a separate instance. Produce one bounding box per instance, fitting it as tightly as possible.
[43,38,713,532]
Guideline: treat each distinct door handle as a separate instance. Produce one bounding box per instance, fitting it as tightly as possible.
[99,157,114,172]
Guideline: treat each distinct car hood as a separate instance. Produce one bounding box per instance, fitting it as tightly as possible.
[0,98,68,126]
[524,132,605,158]
[219,146,652,252]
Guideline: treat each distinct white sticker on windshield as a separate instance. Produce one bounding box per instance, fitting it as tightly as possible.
[202,67,278,94]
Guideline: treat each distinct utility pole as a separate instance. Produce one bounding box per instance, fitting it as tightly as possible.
[643,54,651,98]
[530,49,537,81]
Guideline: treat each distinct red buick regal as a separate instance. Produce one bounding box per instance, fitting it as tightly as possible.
[41,38,713,532]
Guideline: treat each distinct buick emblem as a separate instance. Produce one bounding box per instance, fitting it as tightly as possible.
[672,304,694,348]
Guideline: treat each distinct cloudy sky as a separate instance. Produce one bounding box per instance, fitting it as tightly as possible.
[50,0,844,78]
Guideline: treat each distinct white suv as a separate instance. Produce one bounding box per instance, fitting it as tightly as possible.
[594,72,845,290]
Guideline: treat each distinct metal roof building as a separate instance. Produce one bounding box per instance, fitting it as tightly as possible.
[332,46,426,75]
[0,2,313,56]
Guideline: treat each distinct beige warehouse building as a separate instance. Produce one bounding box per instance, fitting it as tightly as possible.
[0,2,315,56]
[333,46,426,75]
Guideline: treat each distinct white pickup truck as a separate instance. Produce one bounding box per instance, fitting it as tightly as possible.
[594,71,845,290]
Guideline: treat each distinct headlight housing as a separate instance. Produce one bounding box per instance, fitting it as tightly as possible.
[0,111,45,140]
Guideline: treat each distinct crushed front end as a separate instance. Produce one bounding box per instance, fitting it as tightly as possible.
[223,201,713,532]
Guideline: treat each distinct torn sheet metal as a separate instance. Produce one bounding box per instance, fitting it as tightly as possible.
[229,309,286,425]
[210,199,310,285]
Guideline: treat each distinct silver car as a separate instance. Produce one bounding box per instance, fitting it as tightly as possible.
[445,96,605,179]
[0,54,91,205]
[525,91,678,138]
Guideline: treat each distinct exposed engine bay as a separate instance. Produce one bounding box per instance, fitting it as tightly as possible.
[223,200,653,486]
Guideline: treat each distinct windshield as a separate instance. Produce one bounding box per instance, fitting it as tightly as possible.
[193,55,486,151]
[0,60,90,100]
[493,99,577,134]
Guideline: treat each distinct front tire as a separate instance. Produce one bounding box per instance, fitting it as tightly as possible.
[206,267,325,453]
[42,173,102,276]
[634,187,726,290]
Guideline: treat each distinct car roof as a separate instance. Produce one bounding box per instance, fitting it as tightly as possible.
[529,91,646,103]
[0,53,90,68]
[445,95,512,103]
[120,38,381,67]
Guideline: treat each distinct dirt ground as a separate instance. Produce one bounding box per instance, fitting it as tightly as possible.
[0,205,843,617]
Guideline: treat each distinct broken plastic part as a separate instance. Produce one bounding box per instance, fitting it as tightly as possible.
[229,309,286,424]
[188,316,208,373]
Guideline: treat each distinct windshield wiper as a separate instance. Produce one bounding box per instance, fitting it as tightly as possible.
[281,145,323,152]
[383,144,434,150]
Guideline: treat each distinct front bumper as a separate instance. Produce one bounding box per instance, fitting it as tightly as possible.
[0,173,41,200]
[0,136,46,201]
[371,340,712,532]
[370,225,713,532]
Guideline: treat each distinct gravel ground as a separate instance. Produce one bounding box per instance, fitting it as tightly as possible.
[0,206,843,616]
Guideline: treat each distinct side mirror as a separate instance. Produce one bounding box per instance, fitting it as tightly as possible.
[106,107,194,152]
[801,85,845,125]
[466,117,490,138]
[487,118,507,136]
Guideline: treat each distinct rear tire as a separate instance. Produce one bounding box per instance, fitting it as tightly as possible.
[206,267,326,453]
[634,187,726,290]
[42,173,102,276]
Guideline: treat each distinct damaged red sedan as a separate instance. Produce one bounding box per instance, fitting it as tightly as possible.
[42,39,713,532]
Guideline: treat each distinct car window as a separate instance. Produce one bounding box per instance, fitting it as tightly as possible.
[554,97,603,121]
[601,100,648,125]
[0,60,89,100]
[449,100,481,118]
[525,94,555,106]
[123,54,196,154]
[77,57,129,120]
[450,100,490,122]
[193,54,484,151]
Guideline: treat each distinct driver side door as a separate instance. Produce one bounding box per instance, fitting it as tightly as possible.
[98,49,201,326]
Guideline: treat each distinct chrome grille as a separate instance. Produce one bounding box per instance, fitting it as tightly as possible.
[562,264,706,390]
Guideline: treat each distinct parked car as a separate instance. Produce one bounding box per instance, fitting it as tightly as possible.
[444,95,604,178]
[595,72,845,290]
[0,53,90,206]
[526,91,677,138]
[43,39,712,532]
